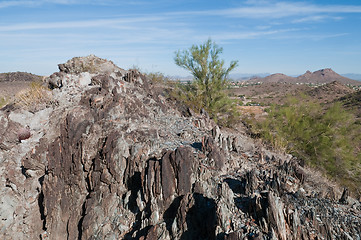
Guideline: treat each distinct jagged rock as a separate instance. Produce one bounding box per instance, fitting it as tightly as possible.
[202,135,226,170]
[267,192,287,240]
[339,188,349,204]
[1,55,360,240]
[47,72,65,89]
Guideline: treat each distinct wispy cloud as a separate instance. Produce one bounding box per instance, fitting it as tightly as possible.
[0,1,33,8]
[209,28,299,41]
[0,1,355,44]
[0,0,72,8]
[271,32,348,41]
[0,16,165,31]
[2,1,361,21]
[0,0,160,8]
[214,2,361,19]
[165,1,361,20]
[292,15,343,23]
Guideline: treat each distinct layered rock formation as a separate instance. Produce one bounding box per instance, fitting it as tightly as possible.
[0,56,360,239]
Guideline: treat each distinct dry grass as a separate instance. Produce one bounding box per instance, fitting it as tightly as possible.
[15,81,52,109]
[0,96,8,108]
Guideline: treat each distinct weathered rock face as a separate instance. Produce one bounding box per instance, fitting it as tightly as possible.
[0,56,360,240]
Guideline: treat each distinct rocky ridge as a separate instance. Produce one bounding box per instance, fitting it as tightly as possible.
[0,55,360,239]
[0,72,42,82]
[306,81,356,103]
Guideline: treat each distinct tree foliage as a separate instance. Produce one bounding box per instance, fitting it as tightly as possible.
[174,39,239,126]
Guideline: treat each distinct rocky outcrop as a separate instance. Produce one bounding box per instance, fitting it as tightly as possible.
[0,56,360,239]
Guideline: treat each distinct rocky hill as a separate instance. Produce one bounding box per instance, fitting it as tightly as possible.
[306,81,356,103]
[0,56,360,240]
[246,68,361,86]
[0,72,42,82]
[339,90,361,119]
[0,72,43,101]
[248,73,295,84]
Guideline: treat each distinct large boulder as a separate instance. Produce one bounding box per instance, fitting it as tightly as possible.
[58,54,125,75]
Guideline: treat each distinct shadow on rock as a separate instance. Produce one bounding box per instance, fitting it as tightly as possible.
[180,193,217,240]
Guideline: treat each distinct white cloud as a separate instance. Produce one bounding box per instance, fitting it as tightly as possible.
[0,0,160,8]
[210,28,298,41]
[0,16,165,31]
[215,2,361,19]
[0,0,74,8]
[0,1,34,8]
[2,1,361,21]
[166,1,361,20]
[292,15,343,23]
[270,32,348,41]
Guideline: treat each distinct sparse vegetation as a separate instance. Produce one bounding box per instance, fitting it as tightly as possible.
[0,96,8,108]
[146,71,171,84]
[15,81,52,109]
[253,94,361,195]
[173,39,240,126]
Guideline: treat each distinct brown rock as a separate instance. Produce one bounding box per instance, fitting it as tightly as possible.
[17,126,31,142]
[339,188,349,204]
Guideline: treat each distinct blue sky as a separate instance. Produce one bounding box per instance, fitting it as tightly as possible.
[1,0,361,77]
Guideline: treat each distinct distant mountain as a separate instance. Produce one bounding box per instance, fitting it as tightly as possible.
[341,73,361,81]
[0,72,42,82]
[248,73,295,83]
[229,73,270,81]
[245,68,361,85]
[296,69,360,85]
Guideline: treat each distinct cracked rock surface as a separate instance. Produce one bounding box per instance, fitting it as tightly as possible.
[0,56,360,240]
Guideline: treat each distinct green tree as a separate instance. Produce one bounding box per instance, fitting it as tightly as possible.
[174,39,239,125]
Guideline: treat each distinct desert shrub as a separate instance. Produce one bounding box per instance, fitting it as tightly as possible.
[147,72,165,83]
[146,72,171,85]
[15,81,52,109]
[257,95,361,194]
[173,39,240,127]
